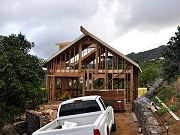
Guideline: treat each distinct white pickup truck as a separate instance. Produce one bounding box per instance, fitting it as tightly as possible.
[33,96,116,135]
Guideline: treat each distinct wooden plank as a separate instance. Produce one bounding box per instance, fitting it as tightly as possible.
[105,48,108,90]
[85,89,125,100]
[92,74,106,78]
[53,72,82,77]
[155,96,180,121]
[79,42,82,72]
[95,44,98,74]
[82,72,86,96]
[130,65,134,102]
[112,74,125,79]
[80,26,89,35]
[52,76,55,101]
[132,113,138,122]
[87,70,90,90]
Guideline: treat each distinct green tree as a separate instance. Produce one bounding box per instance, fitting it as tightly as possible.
[138,60,163,87]
[162,26,180,82]
[0,33,45,127]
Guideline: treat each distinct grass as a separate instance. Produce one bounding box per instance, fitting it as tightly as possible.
[151,98,162,107]
[157,106,168,116]
[168,104,177,112]
[157,87,172,102]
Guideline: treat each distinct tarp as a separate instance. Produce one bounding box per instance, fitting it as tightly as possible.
[138,88,147,97]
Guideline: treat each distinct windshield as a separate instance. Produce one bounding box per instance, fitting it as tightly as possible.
[59,100,101,117]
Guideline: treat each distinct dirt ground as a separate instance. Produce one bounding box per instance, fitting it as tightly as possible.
[112,104,140,135]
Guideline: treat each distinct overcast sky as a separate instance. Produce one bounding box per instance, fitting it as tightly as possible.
[0,0,180,59]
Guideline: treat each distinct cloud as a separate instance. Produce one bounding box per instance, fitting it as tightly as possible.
[0,0,180,59]
[115,0,180,34]
[0,0,99,59]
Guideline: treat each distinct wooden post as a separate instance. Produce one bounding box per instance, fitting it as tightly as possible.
[82,71,86,96]
[79,42,82,72]
[87,69,89,90]
[133,68,138,100]
[112,53,114,90]
[49,77,52,100]
[61,78,65,96]
[60,55,62,73]
[77,78,79,96]
[91,73,94,90]
[46,75,49,100]
[69,50,70,73]
[52,76,55,101]
[95,44,98,74]
[130,65,134,102]
[105,48,108,90]
[74,46,75,71]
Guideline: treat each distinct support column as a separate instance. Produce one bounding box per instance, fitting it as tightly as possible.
[77,78,79,96]
[52,76,55,101]
[87,69,89,90]
[130,65,134,102]
[82,71,86,96]
[105,48,108,90]
[133,69,138,100]
[46,75,49,100]
[95,44,99,74]
[79,42,82,72]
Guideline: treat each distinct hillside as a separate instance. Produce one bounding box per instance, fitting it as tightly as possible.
[127,45,167,62]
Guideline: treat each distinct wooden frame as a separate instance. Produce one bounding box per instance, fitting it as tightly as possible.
[46,26,141,106]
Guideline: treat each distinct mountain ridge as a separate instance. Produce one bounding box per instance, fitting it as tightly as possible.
[127,45,167,62]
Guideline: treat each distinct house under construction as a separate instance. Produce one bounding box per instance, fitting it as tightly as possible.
[45,26,141,110]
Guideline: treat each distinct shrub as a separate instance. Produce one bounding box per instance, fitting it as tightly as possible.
[157,107,168,116]
[158,87,172,102]
[169,105,177,112]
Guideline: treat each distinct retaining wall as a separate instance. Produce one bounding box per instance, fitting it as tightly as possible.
[133,97,164,135]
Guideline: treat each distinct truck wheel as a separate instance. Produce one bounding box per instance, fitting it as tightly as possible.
[111,119,116,132]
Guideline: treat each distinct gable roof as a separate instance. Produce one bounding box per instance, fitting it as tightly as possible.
[46,26,142,72]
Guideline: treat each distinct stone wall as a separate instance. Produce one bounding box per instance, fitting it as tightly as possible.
[133,97,164,135]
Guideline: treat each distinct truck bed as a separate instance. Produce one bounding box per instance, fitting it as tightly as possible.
[33,111,101,134]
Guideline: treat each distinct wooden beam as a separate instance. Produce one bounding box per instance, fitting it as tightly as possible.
[82,72,86,96]
[112,53,114,90]
[130,65,134,102]
[105,48,108,90]
[53,72,82,77]
[92,74,106,78]
[52,76,55,101]
[87,70,90,90]
[80,26,89,35]
[79,42,82,72]
[95,44,99,74]
[82,40,96,45]
[89,44,96,48]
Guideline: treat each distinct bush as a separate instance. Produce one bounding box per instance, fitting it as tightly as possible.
[169,105,177,112]
[157,107,168,116]
[158,87,172,102]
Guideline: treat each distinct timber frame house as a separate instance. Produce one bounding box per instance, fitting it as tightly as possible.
[46,26,141,110]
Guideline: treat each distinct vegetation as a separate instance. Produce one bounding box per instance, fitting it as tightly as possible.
[138,59,163,87]
[169,104,177,112]
[157,87,172,102]
[157,106,168,116]
[0,33,45,128]
[162,26,180,83]
[127,45,167,63]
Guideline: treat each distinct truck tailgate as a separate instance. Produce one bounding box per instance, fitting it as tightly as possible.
[33,124,94,135]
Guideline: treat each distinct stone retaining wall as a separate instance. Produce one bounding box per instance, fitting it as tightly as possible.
[133,97,164,135]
